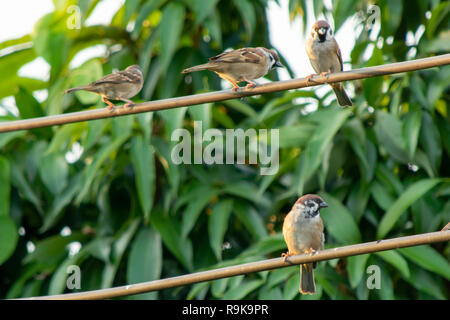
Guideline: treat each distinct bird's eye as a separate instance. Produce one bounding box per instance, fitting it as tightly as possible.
[306,201,316,207]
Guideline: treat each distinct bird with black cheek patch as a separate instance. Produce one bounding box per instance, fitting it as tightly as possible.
[305,20,352,107]
[282,194,328,295]
[181,47,283,91]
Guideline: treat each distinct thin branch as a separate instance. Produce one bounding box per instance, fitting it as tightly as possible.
[1,54,450,133]
[24,230,450,300]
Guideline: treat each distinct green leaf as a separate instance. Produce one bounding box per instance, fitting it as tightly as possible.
[374,111,408,162]
[223,100,257,118]
[232,0,256,41]
[222,279,264,300]
[83,119,109,151]
[362,47,384,106]
[131,0,166,39]
[295,108,351,194]
[239,233,285,258]
[258,285,283,299]
[347,254,370,288]
[208,199,233,260]
[333,0,358,31]
[404,264,446,299]
[203,9,222,47]
[158,107,188,139]
[39,152,69,195]
[376,261,394,300]
[32,13,71,78]
[233,201,268,240]
[399,245,450,280]
[24,233,86,265]
[189,103,212,132]
[14,86,44,119]
[68,59,104,105]
[319,192,362,244]
[375,250,410,279]
[0,130,26,149]
[160,2,185,71]
[0,156,11,217]
[0,77,47,100]
[112,114,135,140]
[10,163,43,214]
[343,118,375,182]
[152,136,180,194]
[46,122,86,154]
[40,173,82,233]
[187,282,210,300]
[150,209,193,271]
[211,278,229,298]
[222,181,271,207]
[377,179,441,238]
[0,34,31,51]
[102,218,141,288]
[419,112,442,176]
[48,237,97,295]
[123,0,140,26]
[283,271,300,300]
[0,216,18,265]
[278,124,316,148]
[130,136,156,222]
[402,109,422,160]
[426,2,450,38]
[75,135,128,204]
[0,47,36,81]
[127,226,162,299]
[267,266,297,289]
[187,0,220,25]
[380,0,403,37]
[181,186,219,238]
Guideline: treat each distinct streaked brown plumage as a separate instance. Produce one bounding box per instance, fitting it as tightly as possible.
[181,47,282,91]
[65,64,143,109]
[306,20,352,107]
[282,194,328,294]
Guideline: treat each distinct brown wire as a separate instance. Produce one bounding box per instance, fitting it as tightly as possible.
[1,54,450,133]
[24,230,450,300]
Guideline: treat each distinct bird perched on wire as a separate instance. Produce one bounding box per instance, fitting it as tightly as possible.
[305,20,352,107]
[181,47,283,91]
[65,64,143,110]
[282,194,328,295]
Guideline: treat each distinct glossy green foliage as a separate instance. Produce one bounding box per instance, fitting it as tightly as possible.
[0,0,449,300]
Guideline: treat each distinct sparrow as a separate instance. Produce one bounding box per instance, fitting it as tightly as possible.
[282,194,328,295]
[181,47,283,91]
[65,64,143,110]
[305,20,352,107]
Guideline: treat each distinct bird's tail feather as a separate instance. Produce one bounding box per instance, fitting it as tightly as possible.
[300,264,316,295]
[331,83,352,107]
[181,63,212,74]
[65,86,91,94]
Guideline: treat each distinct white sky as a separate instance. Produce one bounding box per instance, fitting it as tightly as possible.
[0,0,356,109]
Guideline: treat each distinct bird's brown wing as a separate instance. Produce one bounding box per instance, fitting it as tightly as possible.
[333,39,344,72]
[92,70,141,85]
[209,48,263,64]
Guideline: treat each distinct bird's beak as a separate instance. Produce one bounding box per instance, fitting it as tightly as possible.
[318,28,327,36]
[320,201,328,208]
